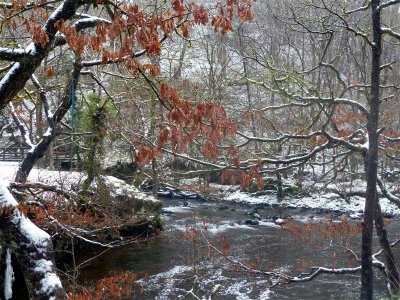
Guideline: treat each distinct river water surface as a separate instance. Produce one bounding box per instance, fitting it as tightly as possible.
[80,198,399,299]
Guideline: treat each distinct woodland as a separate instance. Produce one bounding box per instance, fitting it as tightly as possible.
[0,0,400,299]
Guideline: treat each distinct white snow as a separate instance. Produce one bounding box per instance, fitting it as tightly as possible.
[223,280,253,300]
[259,288,272,300]
[205,222,256,234]
[39,272,62,295]
[75,15,112,27]
[137,265,192,283]
[0,180,18,206]
[25,42,37,55]
[105,175,160,205]
[0,63,20,91]
[0,181,50,244]
[4,249,14,300]
[47,3,64,22]
[34,259,62,295]
[43,127,52,137]
[163,206,193,213]
[258,220,281,228]
[0,47,26,56]
[28,144,37,153]
[274,218,285,225]
[19,214,50,245]
[169,221,256,235]
[0,162,160,206]
[211,177,400,217]
[0,182,62,296]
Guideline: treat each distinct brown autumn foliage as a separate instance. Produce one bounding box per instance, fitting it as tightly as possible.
[69,271,138,300]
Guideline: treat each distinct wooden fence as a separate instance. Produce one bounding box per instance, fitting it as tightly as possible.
[0,146,76,167]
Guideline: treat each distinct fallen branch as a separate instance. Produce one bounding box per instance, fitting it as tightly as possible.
[200,228,393,287]
[9,181,74,199]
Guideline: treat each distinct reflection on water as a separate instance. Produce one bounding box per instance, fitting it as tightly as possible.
[79,199,396,299]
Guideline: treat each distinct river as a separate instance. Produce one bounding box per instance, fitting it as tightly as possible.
[80,198,399,299]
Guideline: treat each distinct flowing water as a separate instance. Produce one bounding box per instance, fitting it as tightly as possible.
[80,198,399,299]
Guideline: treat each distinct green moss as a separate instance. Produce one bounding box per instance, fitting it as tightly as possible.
[151,215,163,230]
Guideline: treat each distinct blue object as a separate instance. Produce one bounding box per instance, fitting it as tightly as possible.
[71,78,75,131]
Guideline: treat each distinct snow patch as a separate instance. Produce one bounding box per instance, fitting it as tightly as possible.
[205,222,256,234]
[43,127,52,137]
[216,183,400,216]
[258,220,281,228]
[34,259,62,295]
[223,280,252,299]
[0,63,21,91]
[163,206,193,213]
[4,249,14,300]
[169,222,256,234]
[0,180,18,206]
[137,265,191,284]
[19,210,50,245]
[0,162,160,209]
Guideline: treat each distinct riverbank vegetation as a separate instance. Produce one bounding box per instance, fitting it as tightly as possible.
[1,0,400,299]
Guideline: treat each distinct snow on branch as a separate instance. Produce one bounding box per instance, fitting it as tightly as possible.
[0,0,57,10]
[9,181,74,199]
[9,103,35,149]
[30,74,54,126]
[241,139,331,166]
[74,15,112,32]
[345,1,372,14]
[0,47,32,62]
[237,130,326,144]
[0,182,66,299]
[299,96,369,117]
[379,0,400,10]
[287,266,362,283]
[377,178,400,208]
[249,78,369,116]
[384,135,400,143]
[323,130,368,153]
[381,27,400,40]
[0,0,93,110]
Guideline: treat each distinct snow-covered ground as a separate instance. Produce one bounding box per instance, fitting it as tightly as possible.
[176,163,399,218]
[210,182,400,218]
[164,167,400,218]
[0,162,160,206]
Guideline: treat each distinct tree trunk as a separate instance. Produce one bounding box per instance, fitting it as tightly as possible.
[276,164,283,201]
[172,40,188,80]
[15,137,54,183]
[46,141,55,170]
[152,158,158,198]
[238,24,259,153]
[15,64,82,183]
[82,113,103,191]
[0,248,7,300]
[0,184,66,299]
[360,1,381,299]
[375,198,400,294]
[35,100,44,168]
